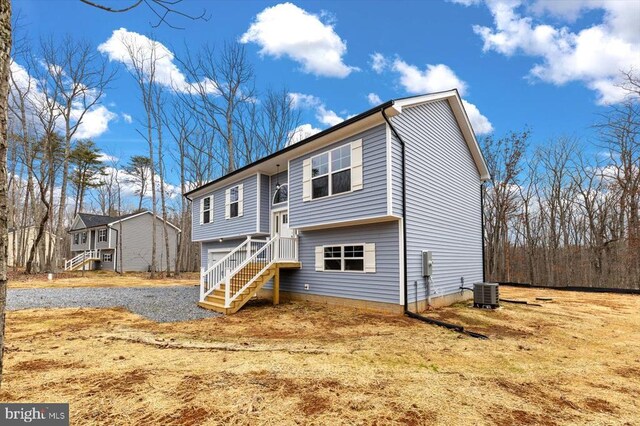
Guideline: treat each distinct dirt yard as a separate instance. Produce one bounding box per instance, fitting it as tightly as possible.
[1,287,639,425]
[8,270,199,289]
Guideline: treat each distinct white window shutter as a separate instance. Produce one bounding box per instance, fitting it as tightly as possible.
[225,189,230,219]
[315,246,324,271]
[238,184,244,217]
[364,243,376,273]
[351,139,363,191]
[210,196,214,222]
[302,158,312,201]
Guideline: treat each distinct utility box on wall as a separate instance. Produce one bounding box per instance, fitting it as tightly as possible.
[422,251,433,277]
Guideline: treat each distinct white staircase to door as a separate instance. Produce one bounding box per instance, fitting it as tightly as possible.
[198,235,300,314]
[64,249,101,271]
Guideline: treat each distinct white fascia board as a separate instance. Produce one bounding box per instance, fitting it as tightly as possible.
[108,211,182,232]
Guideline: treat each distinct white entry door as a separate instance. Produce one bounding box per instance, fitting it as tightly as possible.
[208,250,230,268]
[272,210,292,238]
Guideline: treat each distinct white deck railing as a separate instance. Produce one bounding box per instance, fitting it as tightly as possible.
[199,234,298,305]
[64,249,101,271]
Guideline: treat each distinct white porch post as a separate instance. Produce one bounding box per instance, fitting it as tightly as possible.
[224,268,231,308]
[200,267,205,301]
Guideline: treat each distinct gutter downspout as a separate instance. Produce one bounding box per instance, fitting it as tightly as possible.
[381,107,409,313]
[382,105,488,340]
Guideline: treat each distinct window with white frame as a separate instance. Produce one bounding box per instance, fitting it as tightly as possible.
[200,195,213,224]
[315,243,376,273]
[311,144,351,199]
[303,139,363,202]
[102,252,113,262]
[98,229,107,242]
[225,184,243,219]
[81,232,87,244]
[74,233,79,244]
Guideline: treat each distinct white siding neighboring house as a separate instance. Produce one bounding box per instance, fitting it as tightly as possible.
[8,226,53,268]
[67,211,180,272]
[186,90,490,315]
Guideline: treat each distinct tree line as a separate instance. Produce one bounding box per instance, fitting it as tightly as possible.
[7,29,302,276]
[482,71,640,289]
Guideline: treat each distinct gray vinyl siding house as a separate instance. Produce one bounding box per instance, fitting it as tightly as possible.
[68,211,180,272]
[186,90,490,312]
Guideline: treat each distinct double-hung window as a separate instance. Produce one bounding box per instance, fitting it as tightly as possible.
[303,139,362,202]
[311,144,351,199]
[81,232,87,244]
[229,186,239,217]
[225,184,243,219]
[200,195,213,224]
[315,243,375,273]
[98,229,107,242]
[74,233,79,244]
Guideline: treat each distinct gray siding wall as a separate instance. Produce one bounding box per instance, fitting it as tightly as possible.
[192,174,260,241]
[269,170,288,209]
[280,221,400,304]
[120,214,179,272]
[200,239,246,270]
[95,227,111,250]
[70,231,89,252]
[99,249,116,271]
[391,100,483,302]
[289,124,389,228]
[259,174,271,234]
[391,125,404,216]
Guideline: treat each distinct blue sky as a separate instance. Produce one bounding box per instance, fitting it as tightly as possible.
[14,0,640,187]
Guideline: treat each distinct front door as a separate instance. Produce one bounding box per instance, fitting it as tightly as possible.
[90,230,96,249]
[272,210,292,238]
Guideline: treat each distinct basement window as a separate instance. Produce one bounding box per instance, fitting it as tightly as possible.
[323,245,364,272]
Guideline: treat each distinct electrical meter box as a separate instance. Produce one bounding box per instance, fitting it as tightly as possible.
[421,251,433,277]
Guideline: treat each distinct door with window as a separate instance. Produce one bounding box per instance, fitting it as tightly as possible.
[272,210,292,238]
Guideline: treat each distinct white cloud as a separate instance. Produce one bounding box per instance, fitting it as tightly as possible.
[106,166,181,200]
[461,100,494,134]
[367,92,382,105]
[287,123,321,146]
[466,0,640,104]
[390,58,493,134]
[370,52,388,74]
[392,60,469,95]
[240,3,357,78]
[73,105,117,139]
[9,61,116,139]
[122,113,133,123]
[98,28,218,94]
[448,0,481,5]
[288,92,345,127]
[97,152,119,163]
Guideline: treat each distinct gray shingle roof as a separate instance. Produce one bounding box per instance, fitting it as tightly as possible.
[77,212,139,229]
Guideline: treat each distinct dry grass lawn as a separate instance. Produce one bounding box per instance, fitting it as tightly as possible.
[1,286,639,425]
[8,270,199,289]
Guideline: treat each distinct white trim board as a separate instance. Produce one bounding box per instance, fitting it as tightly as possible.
[292,215,401,232]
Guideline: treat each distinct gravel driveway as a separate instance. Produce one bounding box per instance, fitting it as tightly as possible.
[7,286,220,322]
